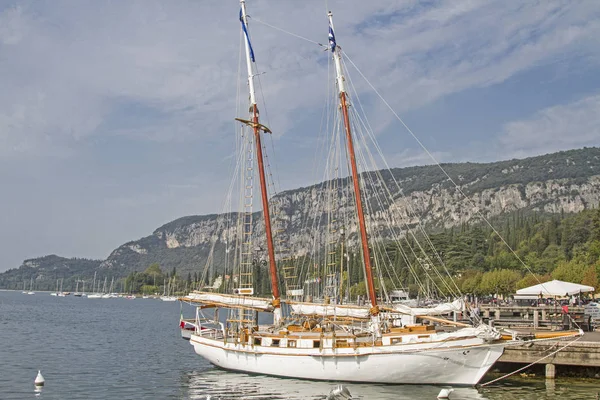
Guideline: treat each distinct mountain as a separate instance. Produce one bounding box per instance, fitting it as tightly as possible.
[0,255,102,291]
[1,147,600,290]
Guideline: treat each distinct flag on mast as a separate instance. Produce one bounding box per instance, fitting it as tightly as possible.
[239,8,255,62]
[328,23,336,52]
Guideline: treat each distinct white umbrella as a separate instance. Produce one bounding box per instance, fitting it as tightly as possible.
[516,280,594,297]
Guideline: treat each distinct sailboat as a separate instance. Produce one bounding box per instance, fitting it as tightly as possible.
[87,272,103,299]
[57,278,68,296]
[50,279,59,296]
[101,277,111,298]
[182,1,581,385]
[26,277,35,295]
[161,277,177,301]
[74,280,84,297]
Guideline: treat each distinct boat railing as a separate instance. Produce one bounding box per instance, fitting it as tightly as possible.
[195,320,225,340]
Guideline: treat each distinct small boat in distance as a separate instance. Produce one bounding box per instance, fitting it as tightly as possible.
[74,279,84,297]
[26,277,35,295]
[161,276,177,301]
[57,278,67,296]
[50,279,60,296]
[87,271,103,298]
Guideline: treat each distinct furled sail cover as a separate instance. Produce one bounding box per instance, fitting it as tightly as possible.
[289,302,371,319]
[392,299,464,316]
[185,292,274,311]
[436,325,501,342]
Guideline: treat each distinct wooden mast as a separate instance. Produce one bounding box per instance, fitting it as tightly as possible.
[328,12,379,314]
[239,1,281,321]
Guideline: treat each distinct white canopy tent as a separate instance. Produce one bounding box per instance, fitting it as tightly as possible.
[516,280,594,297]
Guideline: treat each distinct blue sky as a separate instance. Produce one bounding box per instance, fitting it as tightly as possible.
[1,0,600,271]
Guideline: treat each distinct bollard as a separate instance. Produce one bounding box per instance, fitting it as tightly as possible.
[545,363,556,379]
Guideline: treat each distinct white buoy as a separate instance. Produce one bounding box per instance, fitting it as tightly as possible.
[34,370,45,386]
[437,388,454,398]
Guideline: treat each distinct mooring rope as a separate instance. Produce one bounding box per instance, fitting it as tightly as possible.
[479,334,583,387]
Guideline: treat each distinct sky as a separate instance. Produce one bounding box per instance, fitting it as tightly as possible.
[1,0,600,271]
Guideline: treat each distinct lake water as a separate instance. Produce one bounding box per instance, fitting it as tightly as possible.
[1,290,598,399]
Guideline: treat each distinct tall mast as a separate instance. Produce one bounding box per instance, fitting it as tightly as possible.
[239,0,281,321]
[328,12,379,315]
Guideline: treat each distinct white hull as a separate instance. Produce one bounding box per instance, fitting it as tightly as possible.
[190,334,504,385]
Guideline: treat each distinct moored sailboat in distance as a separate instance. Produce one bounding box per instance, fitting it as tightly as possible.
[87,271,103,299]
[50,279,60,296]
[161,277,177,301]
[74,279,85,297]
[57,278,69,296]
[26,277,35,295]
[183,1,582,385]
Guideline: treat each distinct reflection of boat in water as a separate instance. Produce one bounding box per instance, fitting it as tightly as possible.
[182,368,485,400]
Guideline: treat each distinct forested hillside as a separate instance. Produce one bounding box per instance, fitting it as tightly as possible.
[352,208,600,299]
[1,147,599,294]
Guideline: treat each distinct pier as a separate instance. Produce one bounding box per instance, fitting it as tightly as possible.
[478,304,594,331]
[496,332,600,378]
[460,305,599,378]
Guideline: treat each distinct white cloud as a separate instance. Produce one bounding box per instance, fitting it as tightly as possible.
[498,94,600,158]
[1,1,599,158]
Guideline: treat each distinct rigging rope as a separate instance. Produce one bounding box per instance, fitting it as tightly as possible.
[251,15,580,326]
[248,16,328,50]
[340,50,569,304]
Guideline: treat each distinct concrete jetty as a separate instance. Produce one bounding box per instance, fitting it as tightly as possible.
[497,332,600,378]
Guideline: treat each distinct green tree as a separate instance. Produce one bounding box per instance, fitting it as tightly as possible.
[551,260,587,283]
[582,266,599,289]
[479,269,521,297]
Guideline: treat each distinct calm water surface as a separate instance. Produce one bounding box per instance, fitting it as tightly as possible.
[1,290,598,399]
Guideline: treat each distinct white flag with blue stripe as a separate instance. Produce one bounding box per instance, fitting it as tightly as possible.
[328,23,336,52]
[239,8,255,62]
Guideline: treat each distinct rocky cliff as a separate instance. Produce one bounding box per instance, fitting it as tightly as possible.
[100,147,600,276]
